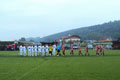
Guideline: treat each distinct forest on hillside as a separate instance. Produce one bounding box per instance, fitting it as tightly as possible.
[23,20,120,42]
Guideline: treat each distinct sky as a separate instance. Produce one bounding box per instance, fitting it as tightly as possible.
[0,0,120,41]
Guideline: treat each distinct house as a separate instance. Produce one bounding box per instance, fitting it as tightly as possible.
[56,35,80,49]
[63,35,80,44]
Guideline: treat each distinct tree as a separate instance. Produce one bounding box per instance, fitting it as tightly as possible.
[29,39,34,42]
[19,37,26,42]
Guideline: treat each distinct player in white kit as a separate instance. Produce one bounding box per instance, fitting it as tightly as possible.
[38,45,42,56]
[53,44,56,56]
[22,45,26,56]
[27,46,31,56]
[19,45,23,56]
[31,46,34,56]
[45,45,49,56]
[34,45,38,56]
[42,45,45,56]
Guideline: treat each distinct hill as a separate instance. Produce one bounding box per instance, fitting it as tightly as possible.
[41,20,120,41]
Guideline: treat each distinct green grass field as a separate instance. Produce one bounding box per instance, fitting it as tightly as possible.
[0,50,120,80]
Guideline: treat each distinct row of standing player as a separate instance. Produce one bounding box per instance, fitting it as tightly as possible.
[67,44,104,56]
[19,44,58,56]
[19,44,104,56]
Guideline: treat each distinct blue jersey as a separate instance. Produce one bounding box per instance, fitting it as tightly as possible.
[57,46,61,50]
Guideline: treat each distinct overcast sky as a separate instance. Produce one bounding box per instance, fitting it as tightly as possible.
[0,0,120,41]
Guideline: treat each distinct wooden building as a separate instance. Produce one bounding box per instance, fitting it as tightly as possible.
[63,35,80,43]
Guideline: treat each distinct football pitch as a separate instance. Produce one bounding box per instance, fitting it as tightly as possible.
[0,50,120,80]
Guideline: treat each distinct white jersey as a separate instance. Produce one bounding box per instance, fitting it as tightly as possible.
[19,46,23,51]
[27,46,31,56]
[27,46,31,52]
[22,46,26,53]
[45,46,49,52]
[53,45,56,52]
[34,46,37,56]
[52,45,56,56]
[31,46,34,53]
[19,46,23,56]
[34,46,37,52]
[42,46,45,53]
[38,46,42,52]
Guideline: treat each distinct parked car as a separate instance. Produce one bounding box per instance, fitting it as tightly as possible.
[73,45,78,49]
[88,44,93,49]
[106,45,112,49]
